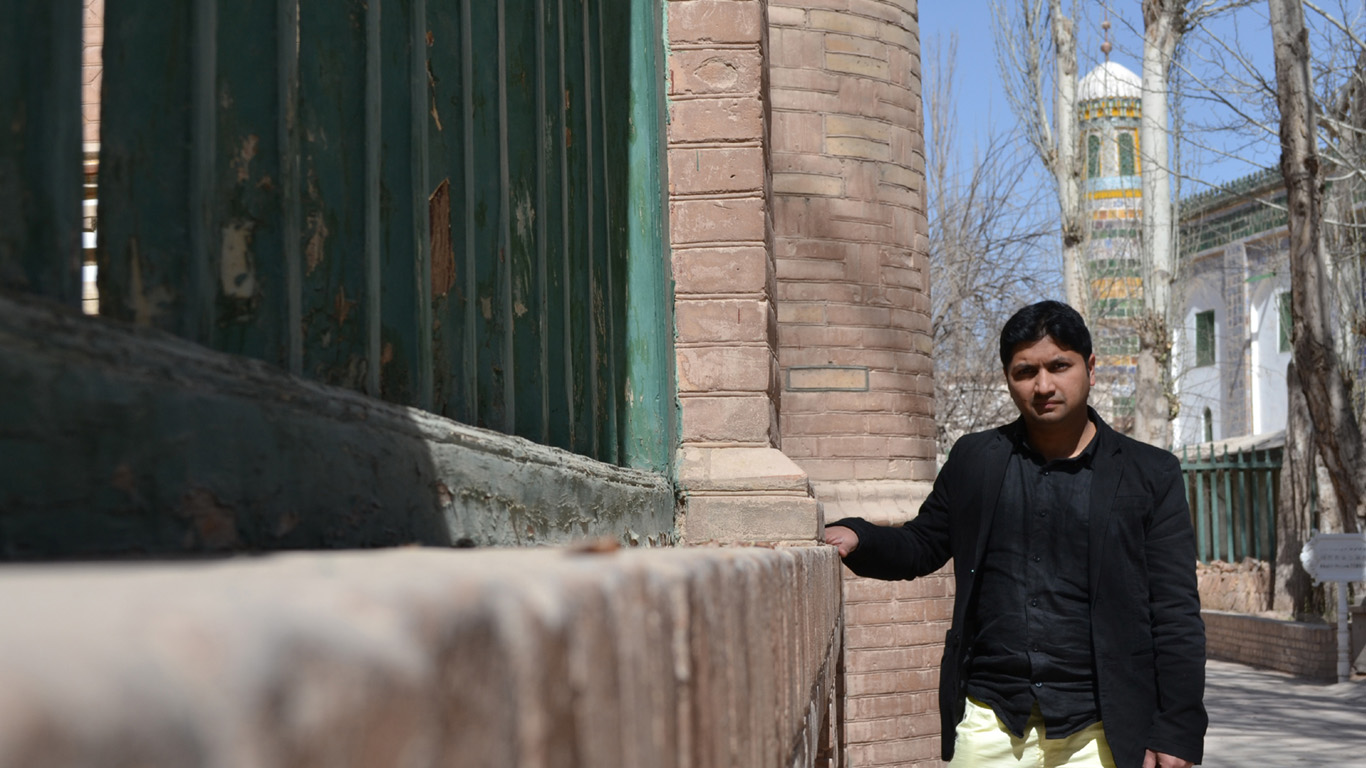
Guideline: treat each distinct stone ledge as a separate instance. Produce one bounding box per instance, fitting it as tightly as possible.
[0,294,674,557]
[0,546,844,767]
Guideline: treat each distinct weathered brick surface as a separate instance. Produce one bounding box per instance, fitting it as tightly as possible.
[841,567,952,768]
[768,0,931,488]
[0,546,846,768]
[820,480,948,767]
[82,0,103,146]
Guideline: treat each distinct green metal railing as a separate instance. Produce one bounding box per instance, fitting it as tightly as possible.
[1180,443,1282,563]
[0,0,675,473]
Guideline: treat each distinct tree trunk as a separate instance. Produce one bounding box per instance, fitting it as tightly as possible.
[1268,0,1366,529]
[1273,362,1326,617]
[1051,0,1086,315]
[1135,1,1182,448]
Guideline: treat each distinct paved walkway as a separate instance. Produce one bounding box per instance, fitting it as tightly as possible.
[1202,659,1366,767]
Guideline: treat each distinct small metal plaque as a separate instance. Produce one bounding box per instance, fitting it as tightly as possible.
[1301,533,1366,583]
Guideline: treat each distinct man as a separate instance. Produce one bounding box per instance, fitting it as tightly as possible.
[825,301,1205,768]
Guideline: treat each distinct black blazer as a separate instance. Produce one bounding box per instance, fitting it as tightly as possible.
[836,412,1206,768]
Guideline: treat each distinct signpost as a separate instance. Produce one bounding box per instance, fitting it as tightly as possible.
[1301,532,1366,682]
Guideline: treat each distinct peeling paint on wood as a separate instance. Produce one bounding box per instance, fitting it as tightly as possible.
[430,178,455,298]
[219,221,256,299]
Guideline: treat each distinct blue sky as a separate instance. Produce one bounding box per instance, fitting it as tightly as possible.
[919,1,1292,193]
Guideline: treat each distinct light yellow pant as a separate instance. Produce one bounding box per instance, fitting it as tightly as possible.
[948,697,1117,768]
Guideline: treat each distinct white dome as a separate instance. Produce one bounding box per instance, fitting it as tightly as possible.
[1078,61,1141,101]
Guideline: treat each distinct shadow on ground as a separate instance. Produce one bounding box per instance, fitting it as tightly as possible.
[1202,659,1366,767]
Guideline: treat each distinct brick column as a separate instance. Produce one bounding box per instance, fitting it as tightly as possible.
[767,3,948,766]
[667,0,820,544]
[768,1,934,486]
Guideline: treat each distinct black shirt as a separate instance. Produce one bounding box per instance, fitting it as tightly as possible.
[964,423,1099,739]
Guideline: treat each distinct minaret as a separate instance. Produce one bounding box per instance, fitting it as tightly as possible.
[1078,29,1144,433]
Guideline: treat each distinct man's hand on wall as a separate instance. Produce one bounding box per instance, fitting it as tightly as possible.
[823,525,859,558]
[1143,750,1193,768]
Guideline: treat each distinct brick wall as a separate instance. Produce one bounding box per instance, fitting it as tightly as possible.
[822,482,948,767]
[767,0,933,485]
[844,568,952,766]
[1203,609,1338,681]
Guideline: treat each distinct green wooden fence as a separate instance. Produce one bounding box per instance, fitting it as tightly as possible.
[1180,443,1283,563]
[1,0,674,473]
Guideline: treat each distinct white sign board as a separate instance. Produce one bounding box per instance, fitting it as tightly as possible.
[1300,533,1366,583]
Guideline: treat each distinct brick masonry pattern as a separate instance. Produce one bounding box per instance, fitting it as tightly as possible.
[668,0,780,447]
[768,0,935,485]
[823,484,951,768]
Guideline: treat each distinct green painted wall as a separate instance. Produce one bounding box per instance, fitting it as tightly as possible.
[85,0,673,469]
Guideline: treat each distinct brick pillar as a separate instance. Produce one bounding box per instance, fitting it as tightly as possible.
[767,2,949,765]
[667,0,820,544]
[768,1,934,486]
[82,0,102,149]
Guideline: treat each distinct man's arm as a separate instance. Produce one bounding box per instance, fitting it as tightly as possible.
[1142,455,1207,765]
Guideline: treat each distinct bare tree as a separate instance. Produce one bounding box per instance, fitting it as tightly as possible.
[1267,0,1365,528]
[992,0,1088,314]
[1134,1,1188,447]
[927,35,1058,454]
[1134,1,1259,447]
[1274,362,1330,615]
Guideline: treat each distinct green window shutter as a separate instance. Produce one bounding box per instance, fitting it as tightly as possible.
[1119,132,1135,176]
[1087,135,1101,179]
[1277,292,1292,353]
[1196,310,1215,367]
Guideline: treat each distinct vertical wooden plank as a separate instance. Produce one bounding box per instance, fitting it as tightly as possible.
[463,0,506,429]
[188,0,217,345]
[97,0,192,327]
[495,0,516,436]
[213,0,288,365]
[364,0,382,398]
[376,0,423,407]
[563,0,594,456]
[1229,445,1240,560]
[0,0,83,305]
[1262,448,1273,554]
[280,0,303,375]
[582,0,607,461]
[507,0,547,444]
[1235,450,1249,560]
[540,0,570,451]
[297,0,370,389]
[1195,448,1210,562]
[427,0,468,419]
[593,0,622,465]
[620,0,674,473]
[411,0,433,411]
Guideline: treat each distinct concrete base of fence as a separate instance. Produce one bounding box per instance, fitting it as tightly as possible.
[0,293,675,558]
[1204,609,1340,681]
[0,545,844,768]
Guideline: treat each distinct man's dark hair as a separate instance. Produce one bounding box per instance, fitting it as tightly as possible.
[999,300,1093,368]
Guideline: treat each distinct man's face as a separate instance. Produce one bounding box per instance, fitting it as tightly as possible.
[1004,335,1095,429]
